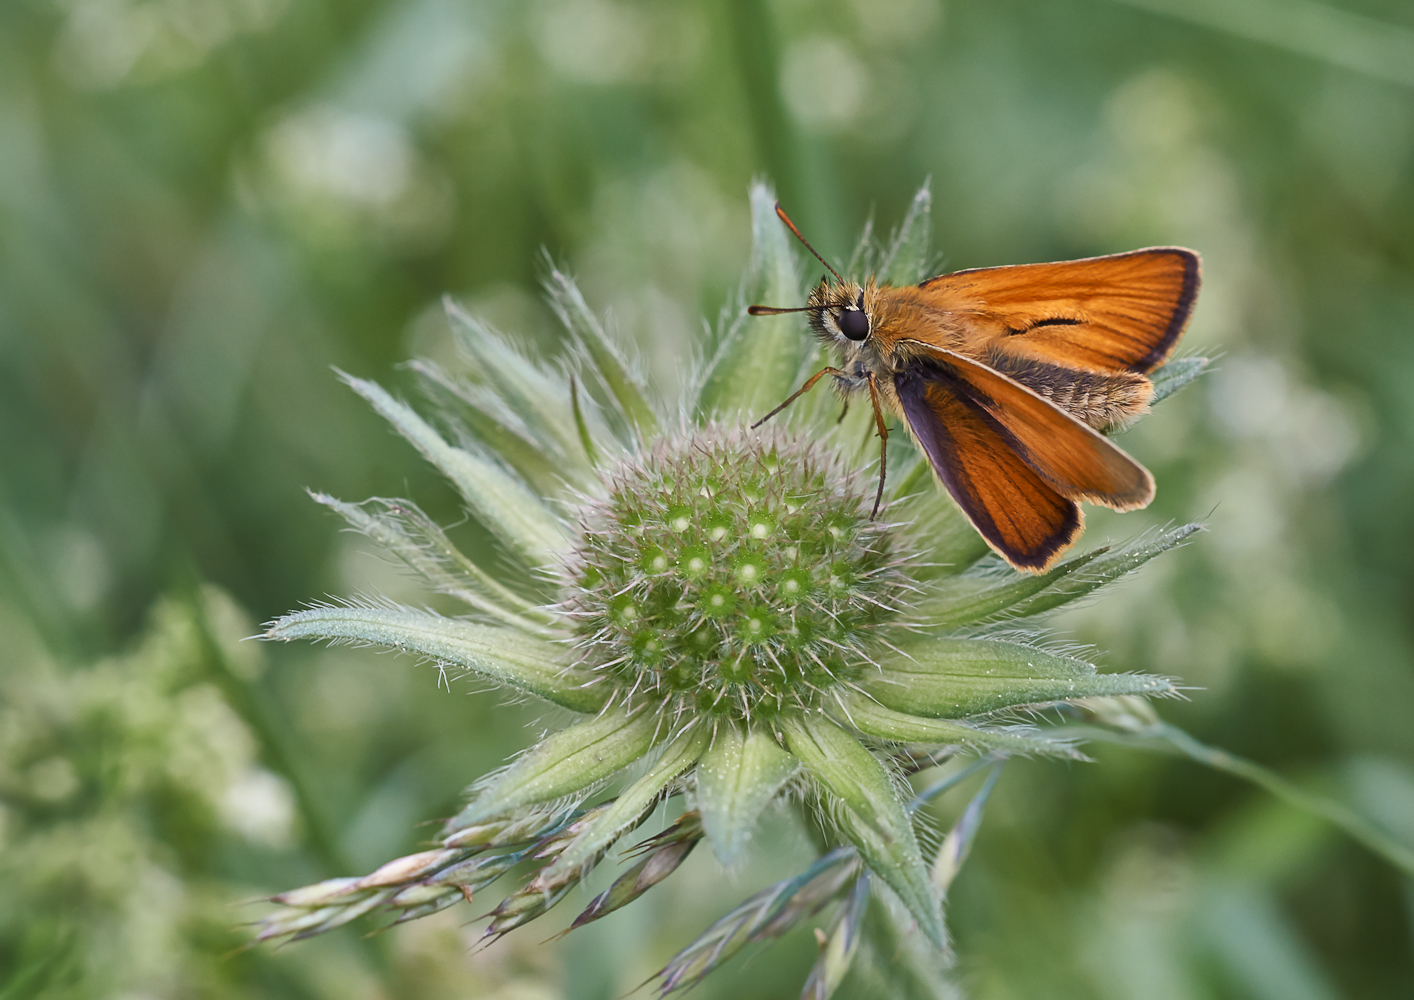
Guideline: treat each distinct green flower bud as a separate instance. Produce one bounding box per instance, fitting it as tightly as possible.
[566,428,911,722]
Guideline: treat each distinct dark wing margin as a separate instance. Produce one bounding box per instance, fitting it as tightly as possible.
[1128,247,1200,371]
[895,365,1081,572]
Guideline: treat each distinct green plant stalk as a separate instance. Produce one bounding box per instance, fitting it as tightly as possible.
[1081,721,1414,878]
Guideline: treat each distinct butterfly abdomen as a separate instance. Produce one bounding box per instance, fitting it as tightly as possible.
[983,352,1152,430]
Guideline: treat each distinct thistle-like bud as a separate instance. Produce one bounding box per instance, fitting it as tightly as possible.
[566,428,910,723]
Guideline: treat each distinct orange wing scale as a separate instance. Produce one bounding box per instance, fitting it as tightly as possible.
[916,248,1199,374]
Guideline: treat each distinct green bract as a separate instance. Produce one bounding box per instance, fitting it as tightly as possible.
[260,182,1204,997]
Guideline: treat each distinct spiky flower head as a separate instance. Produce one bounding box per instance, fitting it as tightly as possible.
[259,183,1205,994]
[569,428,910,722]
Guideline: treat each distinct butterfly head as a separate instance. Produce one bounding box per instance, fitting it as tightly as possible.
[807,277,875,346]
[747,276,882,356]
[745,203,882,351]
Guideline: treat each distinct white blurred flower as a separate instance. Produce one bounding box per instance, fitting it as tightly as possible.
[267,106,415,209]
[220,768,296,848]
[780,37,869,132]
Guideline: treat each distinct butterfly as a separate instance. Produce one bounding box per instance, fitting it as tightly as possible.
[749,204,1200,573]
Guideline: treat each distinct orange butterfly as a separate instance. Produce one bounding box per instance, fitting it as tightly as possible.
[749,204,1200,573]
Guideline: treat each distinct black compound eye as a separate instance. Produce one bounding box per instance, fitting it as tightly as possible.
[837,307,870,341]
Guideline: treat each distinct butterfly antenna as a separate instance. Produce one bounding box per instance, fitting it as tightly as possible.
[746,304,812,316]
[773,202,845,285]
[747,204,844,314]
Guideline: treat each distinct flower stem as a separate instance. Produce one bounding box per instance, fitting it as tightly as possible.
[1078,721,1414,878]
[1154,722,1414,877]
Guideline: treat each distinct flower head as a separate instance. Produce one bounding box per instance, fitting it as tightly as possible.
[260,183,1204,993]
[568,426,910,722]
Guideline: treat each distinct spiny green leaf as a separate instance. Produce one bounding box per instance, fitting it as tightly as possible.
[999,524,1202,618]
[916,548,1107,626]
[569,374,602,469]
[340,373,567,567]
[443,297,584,454]
[697,181,806,420]
[887,463,991,578]
[845,211,878,277]
[543,258,659,439]
[864,637,1174,718]
[407,358,580,493]
[541,724,710,880]
[310,493,547,630]
[1149,356,1209,405]
[834,694,1083,758]
[879,182,934,286]
[695,723,801,864]
[446,707,663,831]
[265,606,601,712]
[778,713,946,948]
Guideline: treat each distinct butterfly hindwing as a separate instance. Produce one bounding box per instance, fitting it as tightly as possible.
[900,345,1156,511]
[895,364,1082,572]
[916,248,1200,374]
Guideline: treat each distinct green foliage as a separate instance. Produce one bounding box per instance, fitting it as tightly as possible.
[3,0,1413,997]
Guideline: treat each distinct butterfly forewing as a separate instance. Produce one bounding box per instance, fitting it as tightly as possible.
[916,248,1199,374]
[895,366,1081,572]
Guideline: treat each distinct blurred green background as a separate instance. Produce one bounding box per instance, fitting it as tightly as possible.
[3,0,1413,997]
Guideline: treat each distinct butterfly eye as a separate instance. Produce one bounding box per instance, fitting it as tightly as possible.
[837,307,870,341]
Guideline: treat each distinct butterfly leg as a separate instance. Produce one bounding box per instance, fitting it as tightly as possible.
[836,398,850,424]
[866,371,888,519]
[751,367,846,430]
